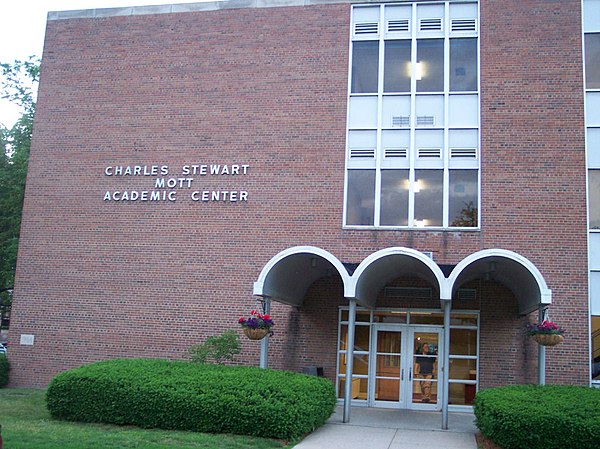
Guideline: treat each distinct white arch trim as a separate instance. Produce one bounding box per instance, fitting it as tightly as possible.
[253,245,353,298]
[349,247,450,300]
[448,248,552,305]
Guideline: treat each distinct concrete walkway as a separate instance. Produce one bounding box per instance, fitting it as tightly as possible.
[293,407,478,449]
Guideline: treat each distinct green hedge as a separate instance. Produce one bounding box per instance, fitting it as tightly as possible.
[474,385,600,449]
[0,353,8,387]
[46,359,336,440]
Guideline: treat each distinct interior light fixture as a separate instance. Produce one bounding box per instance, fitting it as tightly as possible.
[415,61,424,81]
[414,179,422,193]
[414,219,426,228]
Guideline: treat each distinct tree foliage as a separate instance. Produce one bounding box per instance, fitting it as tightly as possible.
[0,56,39,293]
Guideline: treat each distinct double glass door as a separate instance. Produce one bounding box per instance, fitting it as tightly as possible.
[369,325,443,410]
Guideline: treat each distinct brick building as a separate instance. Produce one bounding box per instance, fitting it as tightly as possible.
[7,0,599,423]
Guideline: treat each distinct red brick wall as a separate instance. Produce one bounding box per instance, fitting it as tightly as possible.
[480,0,588,384]
[9,0,589,387]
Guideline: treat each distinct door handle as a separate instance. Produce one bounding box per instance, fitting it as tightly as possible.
[409,368,412,381]
[401,369,404,381]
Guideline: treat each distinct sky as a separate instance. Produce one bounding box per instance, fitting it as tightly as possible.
[0,0,206,128]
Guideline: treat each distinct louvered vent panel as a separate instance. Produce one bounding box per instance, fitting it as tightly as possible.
[418,148,442,158]
[350,148,376,158]
[457,288,477,301]
[387,19,410,33]
[451,19,477,32]
[385,148,408,158]
[450,148,477,159]
[354,22,379,35]
[419,18,442,31]
[416,115,435,126]
[385,287,432,299]
[392,116,410,127]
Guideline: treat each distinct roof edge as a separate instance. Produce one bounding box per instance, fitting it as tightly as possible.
[47,0,353,21]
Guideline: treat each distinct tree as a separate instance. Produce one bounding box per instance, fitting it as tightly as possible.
[0,57,39,299]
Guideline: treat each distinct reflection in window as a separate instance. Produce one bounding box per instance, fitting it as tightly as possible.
[381,170,409,226]
[586,33,600,89]
[449,329,478,356]
[414,170,443,227]
[449,170,478,227]
[339,324,371,352]
[450,38,478,91]
[384,40,411,92]
[346,170,376,225]
[590,170,600,229]
[352,41,379,93]
[416,39,444,92]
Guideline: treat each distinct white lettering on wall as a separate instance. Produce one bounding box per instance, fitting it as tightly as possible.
[104,162,250,205]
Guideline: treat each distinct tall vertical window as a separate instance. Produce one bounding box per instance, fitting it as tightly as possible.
[584,0,600,385]
[345,2,479,228]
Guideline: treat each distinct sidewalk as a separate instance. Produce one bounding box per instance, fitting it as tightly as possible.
[293,407,478,449]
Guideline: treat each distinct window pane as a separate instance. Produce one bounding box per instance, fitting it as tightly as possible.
[338,353,370,375]
[449,170,478,227]
[449,358,477,380]
[381,170,409,226]
[593,315,600,379]
[373,311,408,323]
[338,377,368,399]
[352,41,379,93]
[590,170,600,229]
[416,39,444,92]
[449,382,477,405]
[410,312,444,325]
[450,329,477,356]
[340,310,371,323]
[346,170,375,225]
[586,33,600,89]
[450,313,478,326]
[450,38,478,91]
[339,324,371,351]
[384,40,411,92]
[414,170,443,227]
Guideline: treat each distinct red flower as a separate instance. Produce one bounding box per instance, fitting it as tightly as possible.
[238,317,244,323]
[263,314,270,320]
[250,310,256,315]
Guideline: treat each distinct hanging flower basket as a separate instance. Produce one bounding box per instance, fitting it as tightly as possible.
[532,333,564,346]
[244,327,268,341]
[526,320,565,346]
[238,309,274,341]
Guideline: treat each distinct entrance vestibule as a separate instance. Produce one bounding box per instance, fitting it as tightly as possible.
[337,309,478,411]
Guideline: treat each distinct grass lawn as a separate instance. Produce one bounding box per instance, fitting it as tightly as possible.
[0,388,293,448]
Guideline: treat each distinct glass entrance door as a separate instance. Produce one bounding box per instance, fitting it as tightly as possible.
[410,329,442,410]
[369,325,443,410]
[370,326,405,408]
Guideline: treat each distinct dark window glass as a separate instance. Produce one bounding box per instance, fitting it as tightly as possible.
[384,40,411,92]
[352,41,379,93]
[380,170,409,226]
[586,33,600,89]
[346,170,375,225]
[416,39,444,92]
[590,169,600,229]
[450,38,478,91]
[449,170,478,227]
[414,170,443,226]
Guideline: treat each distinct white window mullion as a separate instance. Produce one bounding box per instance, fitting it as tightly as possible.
[374,4,385,227]
[443,1,451,228]
[408,2,418,227]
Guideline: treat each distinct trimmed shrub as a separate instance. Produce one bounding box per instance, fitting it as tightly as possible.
[46,359,336,440]
[474,385,600,449]
[0,354,8,387]
[188,330,241,364]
